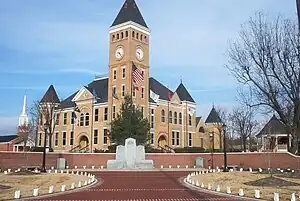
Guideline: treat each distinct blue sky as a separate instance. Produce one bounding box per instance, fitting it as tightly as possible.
[0,0,295,135]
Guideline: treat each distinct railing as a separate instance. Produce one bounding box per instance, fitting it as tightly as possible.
[69,144,81,152]
[158,145,169,153]
[277,144,288,150]
[78,144,89,152]
[164,145,175,153]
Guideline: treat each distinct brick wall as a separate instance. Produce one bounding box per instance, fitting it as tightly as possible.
[0,151,299,170]
[0,143,14,151]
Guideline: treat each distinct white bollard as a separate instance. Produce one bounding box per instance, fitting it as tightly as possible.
[71,170,74,174]
[84,180,88,186]
[76,171,79,175]
[274,192,279,201]
[83,166,86,169]
[201,183,204,188]
[177,165,180,168]
[47,170,51,173]
[280,169,284,173]
[254,190,260,199]
[216,185,220,192]
[259,168,262,172]
[54,169,58,174]
[51,166,54,170]
[194,165,196,168]
[230,169,233,172]
[75,166,77,169]
[239,188,244,196]
[292,170,295,173]
[196,172,198,175]
[60,170,63,174]
[71,183,75,189]
[66,170,69,174]
[169,165,172,169]
[14,190,21,199]
[216,166,219,170]
[207,184,211,190]
[8,169,11,173]
[88,179,91,184]
[249,168,252,172]
[217,169,221,172]
[196,180,199,186]
[208,166,211,169]
[100,165,104,169]
[192,180,195,185]
[277,168,280,171]
[161,165,163,169]
[212,169,216,173]
[33,188,39,196]
[48,185,54,194]
[291,193,296,201]
[92,166,95,169]
[226,186,231,194]
[84,172,87,176]
[66,166,69,169]
[4,171,7,175]
[61,184,65,192]
[78,181,81,188]
[240,168,243,172]
[186,165,188,169]
[80,172,83,176]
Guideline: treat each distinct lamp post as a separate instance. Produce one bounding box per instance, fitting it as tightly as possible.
[41,121,49,173]
[209,132,214,169]
[223,123,227,172]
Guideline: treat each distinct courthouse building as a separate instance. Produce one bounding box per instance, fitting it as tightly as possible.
[37,0,224,152]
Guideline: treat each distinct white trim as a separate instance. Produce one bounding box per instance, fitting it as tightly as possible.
[94,102,109,108]
[72,87,93,102]
[109,21,150,35]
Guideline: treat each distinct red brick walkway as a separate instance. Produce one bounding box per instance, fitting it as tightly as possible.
[31,171,245,201]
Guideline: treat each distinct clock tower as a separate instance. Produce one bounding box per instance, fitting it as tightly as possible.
[108,0,150,121]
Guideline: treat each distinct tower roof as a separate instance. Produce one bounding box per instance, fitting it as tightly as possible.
[40,85,60,103]
[257,115,287,136]
[175,83,195,103]
[111,0,148,28]
[205,107,222,124]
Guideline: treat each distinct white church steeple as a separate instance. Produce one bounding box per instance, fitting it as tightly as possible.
[19,95,29,126]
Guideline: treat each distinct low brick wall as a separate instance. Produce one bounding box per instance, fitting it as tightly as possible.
[0,151,299,170]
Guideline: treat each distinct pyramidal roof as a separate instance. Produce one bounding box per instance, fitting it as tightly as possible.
[111,0,148,28]
[257,115,287,136]
[175,83,195,103]
[205,107,222,124]
[40,85,60,103]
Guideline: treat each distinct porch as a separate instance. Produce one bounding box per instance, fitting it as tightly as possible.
[258,134,291,152]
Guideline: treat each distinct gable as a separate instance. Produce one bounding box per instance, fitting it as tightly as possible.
[72,87,93,102]
[170,92,181,105]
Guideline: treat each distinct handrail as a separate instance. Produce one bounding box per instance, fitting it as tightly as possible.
[79,144,89,152]
[157,145,168,153]
[164,145,175,153]
[69,144,81,152]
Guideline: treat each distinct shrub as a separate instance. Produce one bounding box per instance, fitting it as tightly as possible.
[174,147,206,153]
[30,146,53,152]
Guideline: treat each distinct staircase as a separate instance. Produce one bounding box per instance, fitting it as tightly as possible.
[164,145,175,153]
[69,144,89,153]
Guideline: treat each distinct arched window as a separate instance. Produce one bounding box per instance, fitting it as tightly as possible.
[132,31,135,38]
[136,32,139,39]
[121,32,124,39]
[169,111,172,123]
[179,113,182,124]
[199,126,205,133]
[188,114,192,126]
[161,109,165,122]
[116,33,119,40]
[140,34,143,40]
[85,113,90,126]
[80,113,84,126]
[144,36,147,43]
[112,35,115,41]
[125,31,128,37]
[174,112,177,124]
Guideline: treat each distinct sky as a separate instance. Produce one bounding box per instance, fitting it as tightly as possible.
[0,0,296,135]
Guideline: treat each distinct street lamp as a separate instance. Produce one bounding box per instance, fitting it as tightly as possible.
[41,121,49,173]
[209,132,214,169]
[223,123,228,172]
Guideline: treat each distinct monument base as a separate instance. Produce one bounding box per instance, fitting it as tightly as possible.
[107,160,154,169]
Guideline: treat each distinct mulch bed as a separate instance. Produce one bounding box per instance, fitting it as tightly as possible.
[9,170,40,176]
[244,176,300,187]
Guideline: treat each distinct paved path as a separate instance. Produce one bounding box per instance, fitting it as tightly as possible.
[32,171,245,201]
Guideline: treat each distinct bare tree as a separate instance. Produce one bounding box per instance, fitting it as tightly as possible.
[229,106,259,152]
[215,106,233,150]
[30,100,60,149]
[226,12,300,153]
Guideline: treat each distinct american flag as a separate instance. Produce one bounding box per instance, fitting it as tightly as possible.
[132,63,144,90]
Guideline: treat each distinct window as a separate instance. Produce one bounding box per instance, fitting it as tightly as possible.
[172,131,180,146]
[94,129,98,145]
[174,112,177,124]
[151,109,154,128]
[140,34,143,40]
[113,69,117,80]
[132,88,136,97]
[144,36,147,43]
[112,86,116,99]
[104,107,108,121]
[172,131,175,146]
[189,114,192,126]
[80,113,84,126]
[161,109,165,122]
[125,31,128,37]
[71,112,75,124]
[95,109,99,122]
[104,129,108,145]
[55,113,60,125]
[117,33,119,39]
[141,87,144,99]
[39,114,43,125]
[122,85,125,97]
[200,138,204,148]
[188,133,192,147]
[136,32,139,39]
[112,35,115,41]
[70,131,74,146]
[121,32,124,39]
[169,111,172,123]
[62,132,66,146]
[63,113,67,125]
[179,113,182,124]
[113,106,116,119]
[54,132,59,146]
[150,132,154,144]
[38,133,42,146]
[85,113,90,126]
[122,67,126,78]
[199,127,205,133]
[176,132,180,146]
[132,31,135,38]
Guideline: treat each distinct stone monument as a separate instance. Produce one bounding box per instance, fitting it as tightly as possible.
[107,138,154,169]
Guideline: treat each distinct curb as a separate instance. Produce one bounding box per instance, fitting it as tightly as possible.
[181,177,262,201]
[10,175,100,201]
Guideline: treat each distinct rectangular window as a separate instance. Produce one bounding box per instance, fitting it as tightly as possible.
[122,85,125,97]
[113,69,117,80]
[62,132,67,146]
[188,133,192,147]
[63,113,67,125]
[174,112,177,124]
[55,113,60,125]
[54,132,59,146]
[38,133,42,146]
[71,112,75,124]
[172,131,175,146]
[112,86,117,99]
[189,115,192,126]
[112,106,116,119]
[141,87,144,99]
[94,129,98,145]
[85,113,89,126]
[141,106,144,115]
[179,113,182,124]
[151,109,154,128]
[39,114,43,125]
[176,131,180,146]
[104,107,108,121]
[70,131,74,146]
[169,111,172,123]
[95,109,99,122]
[200,138,204,147]
[80,114,84,126]
[122,67,126,79]
[132,88,136,97]
[104,129,108,145]
[151,132,154,144]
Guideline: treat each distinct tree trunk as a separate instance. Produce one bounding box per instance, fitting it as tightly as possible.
[242,137,247,152]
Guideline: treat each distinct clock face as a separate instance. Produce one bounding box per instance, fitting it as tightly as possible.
[115,46,124,60]
[136,47,144,61]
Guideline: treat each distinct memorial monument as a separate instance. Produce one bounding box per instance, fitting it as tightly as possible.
[107,138,154,169]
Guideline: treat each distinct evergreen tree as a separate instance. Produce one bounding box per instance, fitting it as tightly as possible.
[110,95,150,145]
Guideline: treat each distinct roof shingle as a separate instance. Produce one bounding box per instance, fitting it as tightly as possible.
[257,115,287,136]
[205,107,222,124]
[40,85,60,103]
[175,83,195,103]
